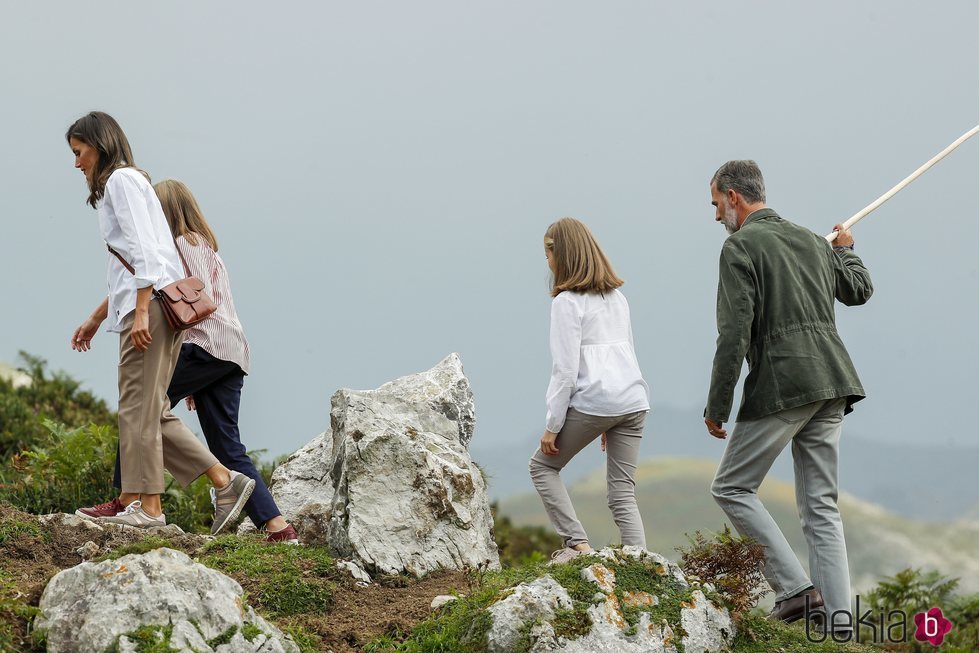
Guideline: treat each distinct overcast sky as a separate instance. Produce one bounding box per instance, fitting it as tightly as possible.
[2,1,977,498]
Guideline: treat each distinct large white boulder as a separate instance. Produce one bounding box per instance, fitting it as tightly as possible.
[35,548,298,653]
[326,354,499,575]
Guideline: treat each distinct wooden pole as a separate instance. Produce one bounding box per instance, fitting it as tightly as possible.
[826,124,979,242]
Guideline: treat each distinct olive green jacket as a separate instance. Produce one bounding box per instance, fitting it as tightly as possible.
[705,208,873,423]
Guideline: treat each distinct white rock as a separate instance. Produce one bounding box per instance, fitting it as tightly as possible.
[581,563,617,594]
[240,430,335,539]
[75,541,100,560]
[169,620,211,651]
[487,576,572,653]
[336,560,372,584]
[326,354,499,576]
[680,590,736,653]
[528,621,559,652]
[431,595,459,610]
[39,513,106,531]
[489,549,733,653]
[556,608,678,653]
[608,546,689,587]
[35,548,298,653]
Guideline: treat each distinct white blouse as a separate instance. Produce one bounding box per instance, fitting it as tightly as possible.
[545,289,650,433]
[176,236,251,375]
[97,168,184,333]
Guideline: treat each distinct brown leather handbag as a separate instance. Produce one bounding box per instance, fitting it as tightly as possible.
[108,240,217,331]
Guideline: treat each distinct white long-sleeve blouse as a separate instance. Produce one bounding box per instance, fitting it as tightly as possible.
[97,168,184,333]
[545,289,650,433]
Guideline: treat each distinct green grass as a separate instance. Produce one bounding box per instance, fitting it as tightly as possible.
[0,520,43,546]
[199,535,335,618]
[241,622,263,642]
[731,612,876,652]
[97,536,174,561]
[279,623,323,652]
[104,624,174,653]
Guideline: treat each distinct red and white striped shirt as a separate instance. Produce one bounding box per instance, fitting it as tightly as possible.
[175,234,251,374]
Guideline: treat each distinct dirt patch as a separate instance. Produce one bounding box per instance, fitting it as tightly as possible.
[281,570,471,652]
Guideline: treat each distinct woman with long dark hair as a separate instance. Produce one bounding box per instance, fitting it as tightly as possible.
[68,111,255,531]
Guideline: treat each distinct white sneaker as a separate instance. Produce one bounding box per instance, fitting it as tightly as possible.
[549,547,584,565]
[210,471,256,535]
[100,500,166,529]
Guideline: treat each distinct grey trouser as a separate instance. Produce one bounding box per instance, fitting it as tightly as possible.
[117,300,219,494]
[529,408,647,548]
[711,398,851,628]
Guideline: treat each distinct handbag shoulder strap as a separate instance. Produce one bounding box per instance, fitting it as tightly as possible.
[107,235,191,278]
[107,244,136,275]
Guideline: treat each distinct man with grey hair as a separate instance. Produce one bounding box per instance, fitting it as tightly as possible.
[704,160,872,637]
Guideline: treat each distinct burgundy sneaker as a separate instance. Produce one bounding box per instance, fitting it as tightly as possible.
[265,524,300,545]
[75,497,124,521]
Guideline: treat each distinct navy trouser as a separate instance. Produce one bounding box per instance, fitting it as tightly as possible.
[114,343,280,527]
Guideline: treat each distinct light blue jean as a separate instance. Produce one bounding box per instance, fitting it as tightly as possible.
[711,398,851,630]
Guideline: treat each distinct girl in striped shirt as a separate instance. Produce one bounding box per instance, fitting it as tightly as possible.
[130,180,297,543]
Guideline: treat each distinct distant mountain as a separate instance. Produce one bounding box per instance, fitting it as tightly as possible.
[498,457,979,594]
[473,403,979,522]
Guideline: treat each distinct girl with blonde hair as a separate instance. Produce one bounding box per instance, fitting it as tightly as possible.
[68,111,255,530]
[118,178,297,541]
[530,217,650,563]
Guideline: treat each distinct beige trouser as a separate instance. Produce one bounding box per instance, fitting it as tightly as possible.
[117,299,218,494]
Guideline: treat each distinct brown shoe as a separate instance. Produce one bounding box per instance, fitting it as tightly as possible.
[265,524,300,545]
[769,588,824,623]
[75,497,124,520]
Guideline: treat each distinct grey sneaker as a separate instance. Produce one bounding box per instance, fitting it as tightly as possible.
[210,471,256,535]
[549,547,583,565]
[100,500,166,528]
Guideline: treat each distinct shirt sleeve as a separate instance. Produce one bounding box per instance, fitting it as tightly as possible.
[832,248,873,306]
[705,240,756,423]
[105,172,164,289]
[545,294,582,433]
[177,237,216,304]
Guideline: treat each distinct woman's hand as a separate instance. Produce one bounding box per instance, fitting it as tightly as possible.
[131,286,154,352]
[600,432,607,452]
[131,308,153,352]
[70,317,102,352]
[71,298,109,352]
[540,430,560,456]
[185,395,196,411]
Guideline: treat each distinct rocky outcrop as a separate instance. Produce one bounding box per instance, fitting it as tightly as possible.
[264,354,499,577]
[487,576,573,652]
[486,547,735,653]
[35,548,298,653]
[241,431,335,538]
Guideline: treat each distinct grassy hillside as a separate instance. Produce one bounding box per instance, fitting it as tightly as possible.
[500,457,979,594]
